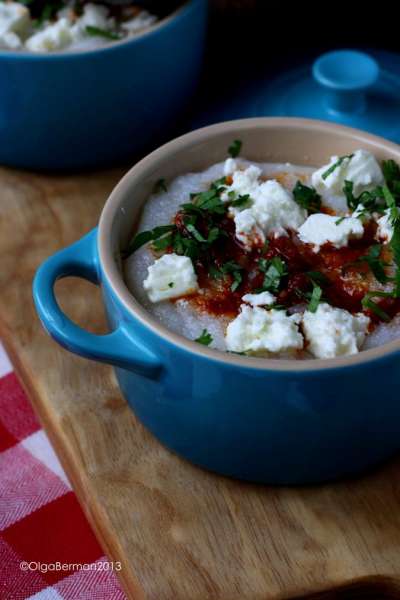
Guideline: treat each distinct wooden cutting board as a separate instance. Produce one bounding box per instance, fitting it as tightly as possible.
[2,165,400,600]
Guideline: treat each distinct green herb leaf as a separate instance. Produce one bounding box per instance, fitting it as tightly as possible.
[152,231,175,251]
[168,282,174,288]
[322,154,354,180]
[230,193,252,208]
[258,257,287,293]
[343,180,358,210]
[195,329,213,346]
[153,178,167,193]
[382,159,400,195]
[210,176,227,190]
[361,291,392,322]
[308,284,322,313]
[357,244,390,284]
[192,190,226,214]
[343,180,384,212]
[220,261,244,292]
[390,220,400,297]
[382,184,399,224]
[186,223,207,242]
[307,271,329,286]
[124,225,176,256]
[209,265,223,280]
[85,25,121,40]
[228,139,242,158]
[172,232,200,259]
[293,181,321,213]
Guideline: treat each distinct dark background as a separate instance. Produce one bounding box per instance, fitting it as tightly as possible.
[204,1,400,90]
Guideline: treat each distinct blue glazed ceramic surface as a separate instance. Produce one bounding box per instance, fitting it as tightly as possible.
[33,118,400,485]
[0,0,206,170]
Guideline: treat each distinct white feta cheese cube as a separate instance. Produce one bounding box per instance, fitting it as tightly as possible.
[311,149,384,198]
[0,2,30,35]
[0,1,30,48]
[143,253,198,303]
[221,165,261,202]
[224,165,307,248]
[241,291,276,307]
[121,9,157,33]
[297,213,364,251]
[376,209,394,242]
[223,158,238,176]
[71,2,115,41]
[26,18,74,52]
[225,306,303,354]
[251,179,307,237]
[233,208,264,247]
[0,30,21,48]
[302,303,370,359]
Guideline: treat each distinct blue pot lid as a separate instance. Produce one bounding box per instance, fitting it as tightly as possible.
[193,49,400,143]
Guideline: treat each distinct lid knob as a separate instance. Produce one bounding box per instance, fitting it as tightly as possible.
[312,50,379,114]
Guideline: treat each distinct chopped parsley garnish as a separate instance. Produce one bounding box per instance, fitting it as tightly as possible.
[258,257,287,294]
[307,284,322,313]
[85,25,122,40]
[230,193,252,208]
[357,244,391,284]
[153,178,167,193]
[382,184,399,224]
[195,329,213,345]
[381,183,400,297]
[382,159,400,197]
[185,223,220,244]
[168,282,174,288]
[220,261,244,292]
[293,181,321,213]
[188,189,226,214]
[390,220,400,297]
[228,139,242,158]
[307,271,329,286]
[322,154,354,180]
[123,224,176,256]
[361,291,392,322]
[343,180,384,212]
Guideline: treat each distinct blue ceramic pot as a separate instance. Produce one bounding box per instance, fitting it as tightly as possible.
[33,118,400,485]
[0,0,207,170]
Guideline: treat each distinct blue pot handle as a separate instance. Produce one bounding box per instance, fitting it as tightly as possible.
[33,228,162,379]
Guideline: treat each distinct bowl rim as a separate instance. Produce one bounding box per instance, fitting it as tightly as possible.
[99,116,400,372]
[0,0,196,60]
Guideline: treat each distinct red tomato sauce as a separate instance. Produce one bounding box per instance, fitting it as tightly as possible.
[171,207,396,323]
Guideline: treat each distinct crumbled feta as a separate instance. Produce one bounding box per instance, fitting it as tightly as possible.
[223,158,238,176]
[311,149,384,198]
[302,303,370,359]
[242,291,276,307]
[71,3,115,41]
[297,213,364,251]
[352,204,369,220]
[221,165,261,202]
[26,18,74,52]
[143,253,198,303]
[222,165,306,247]
[376,209,394,242]
[0,30,21,48]
[0,1,30,48]
[121,9,157,33]
[225,306,303,354]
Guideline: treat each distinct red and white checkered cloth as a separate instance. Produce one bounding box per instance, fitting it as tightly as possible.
[0,343,127,600]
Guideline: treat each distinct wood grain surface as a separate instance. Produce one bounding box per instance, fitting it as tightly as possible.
[1,165,400,600]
